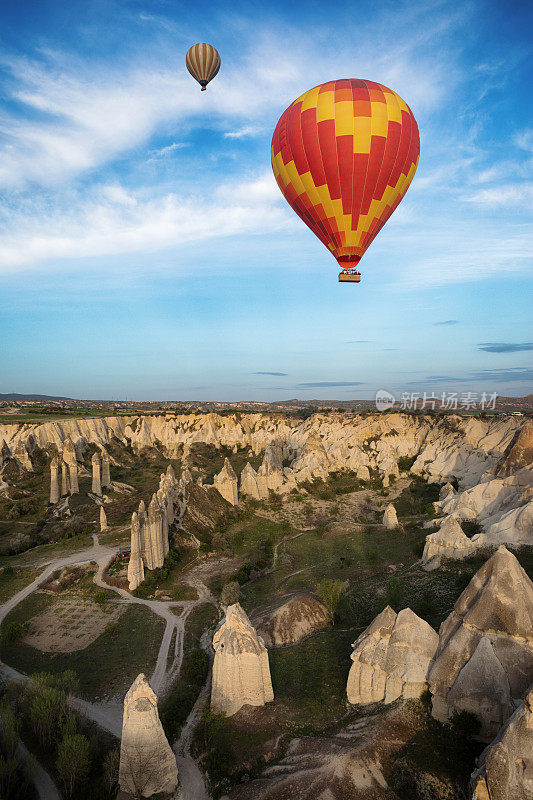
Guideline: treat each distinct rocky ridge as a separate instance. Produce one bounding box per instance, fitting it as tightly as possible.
[346,606,439,705]
[429,546,533,739]
[251,592,330,647]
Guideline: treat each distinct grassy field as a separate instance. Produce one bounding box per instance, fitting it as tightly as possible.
[1,594,165,700]
[0,532,94,568]
[269,626,356,726]
[0,566,41,602]
[184,602,219,651]
[239,520,429,612]
[225,515,296,556]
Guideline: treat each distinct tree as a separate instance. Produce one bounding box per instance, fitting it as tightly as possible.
[316,578,347,621]
[29,686,63,748]
[56,732,90,798]
[102,748,120,795]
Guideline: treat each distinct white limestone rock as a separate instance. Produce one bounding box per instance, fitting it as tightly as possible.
[91,451,102,496]
[429,546,533,740]
[211,603,274,717]
[60,460,69,496]
[251,592,330,647]
[290,434,330,483]
[147,494,165,569]
[62,436,79,494]
[439,482,456,500]
[101,451,111,487]
[494,419,533,478]
[356,465,370,482]
[438,468,533,547]
[347,606,438,705]
[214,457,239,505]
[179,467,193,487]
[128,511,145,591]
[257,443,285,493]
[422,516,475,567]
[14,440,32,471]
[49,455,60,504]
[240,462,268,501]
[472,684,533,800]
[383,504,398,530]
[446,636,511,739]
[99,505,108,532]
[119,673,178,798]
[476,500,533,549]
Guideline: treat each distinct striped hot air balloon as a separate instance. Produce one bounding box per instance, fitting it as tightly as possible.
[271,79,420,283]
[186,43,221,91]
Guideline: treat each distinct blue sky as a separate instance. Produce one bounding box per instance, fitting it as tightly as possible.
[0,0,531,401]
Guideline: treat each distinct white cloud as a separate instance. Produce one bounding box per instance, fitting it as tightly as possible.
[0,173,291,273]
[0,7,461,192]
[394,224,533,287]
[514,129,533,153]
[224,126,262,139]
[462,183,533,206]
[147,142,189,160]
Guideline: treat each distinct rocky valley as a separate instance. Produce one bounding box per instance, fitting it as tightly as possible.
[0,409,531,800]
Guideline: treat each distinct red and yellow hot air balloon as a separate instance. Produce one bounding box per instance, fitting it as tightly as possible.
[271,79,420,282]
[186,43,221,91]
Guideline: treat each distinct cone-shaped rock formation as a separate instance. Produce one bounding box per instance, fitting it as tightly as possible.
[49,454,60,504]
[119,673,178,798]
[214,457,238,505]
[472,684,533,800]
[347,606,438,705]
[422,516,475,567]
[429,545,533,739]
[211,603,274,716]
[91,452,102,496]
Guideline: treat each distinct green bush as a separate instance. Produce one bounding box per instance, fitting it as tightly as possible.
[2,622,27,644]
[412,539,426,558]
[385,576,405,608]
[461,519,482,538]
[397,455,417,472]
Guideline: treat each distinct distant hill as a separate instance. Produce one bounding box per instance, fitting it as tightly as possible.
[0,393,79,402]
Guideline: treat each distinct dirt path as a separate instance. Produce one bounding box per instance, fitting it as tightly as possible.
[272,529,312,569]
[17,736,61,800]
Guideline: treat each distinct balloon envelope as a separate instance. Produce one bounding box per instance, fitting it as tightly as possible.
[271,79,420,274]
[186,43,221,90]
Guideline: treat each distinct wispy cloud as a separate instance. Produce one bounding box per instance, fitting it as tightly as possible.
[407,367,533,385]
[345,339,372,343]
[462,183,533,206]
[224,126,262,139]
[253,371,288,376]
[477,342,533,353]
[0,174,289,272]
[473,368,533,382]
[147,142,188,161]
[297,381,365,388]
[433,320,459,326]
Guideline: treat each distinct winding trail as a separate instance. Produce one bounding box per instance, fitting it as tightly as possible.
[16,736,61,800]
[0,531,217,800]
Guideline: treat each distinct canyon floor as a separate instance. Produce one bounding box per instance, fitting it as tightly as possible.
[0,410,531,800]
